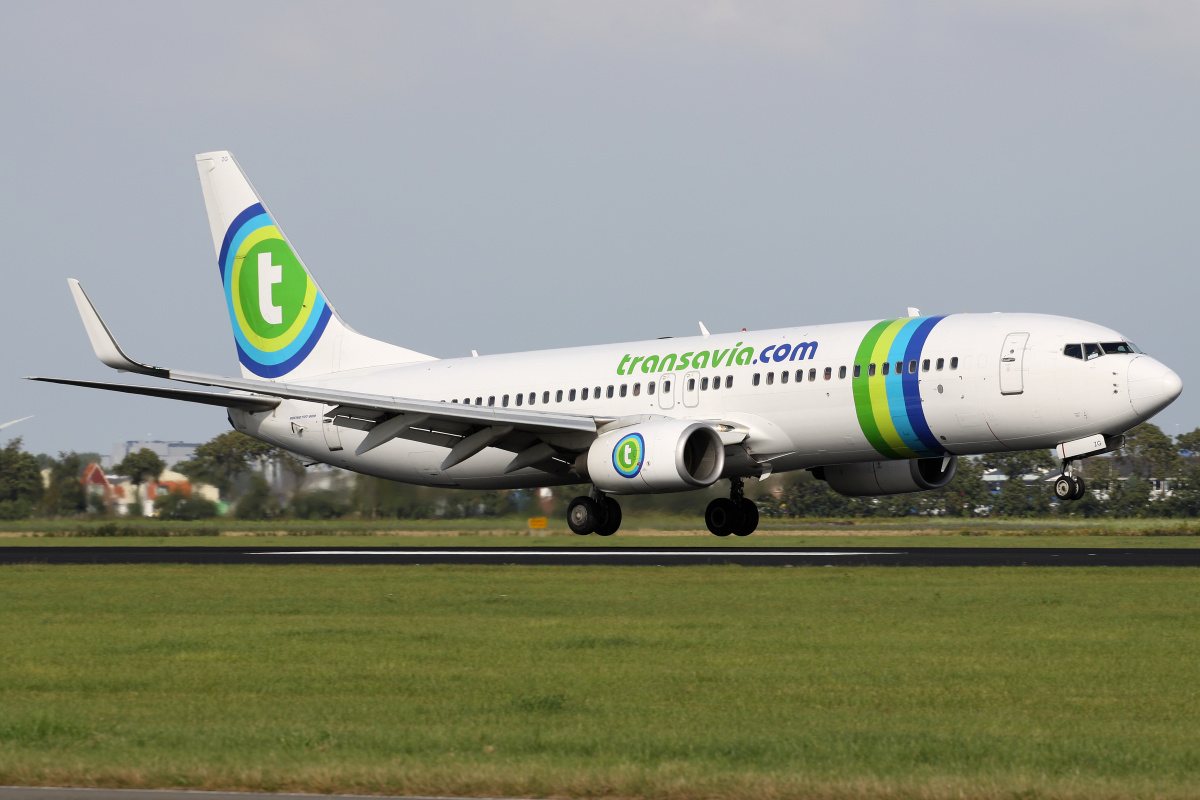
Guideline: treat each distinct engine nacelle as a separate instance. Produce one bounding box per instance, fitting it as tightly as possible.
[584,419,725,494]
[814,456,958,497]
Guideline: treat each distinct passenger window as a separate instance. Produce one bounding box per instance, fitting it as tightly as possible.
[556,390,563,402]
[1085,343,1103,360]
[664,379,672,393]
[922,359,930,372]
[853,365,861,378]
[907,360,916,374]
[766,372,774,386]
[839,366,847,379]
[895,362,903,375]
[1063,344,1083,359]
[752,373,760,386]
[780,370,789,384]
[529,392,536,405]
[594,386,601,398]
[648,381,656,395]
[488,396,495,406]
[869,363,876,377]
[581,387,589,401]
[701,377,709,390]
[824,367,832,380]
[516,394,523,406]
[710,377,719,391]
[950,357,959,370]
[476,397,483,405]
[808,368,816,381]
[795,369,803,382]
[542,391,550,404]
[725,376,733,389]
[882,362,890,376]
[936,358,944,371]
[687,378,696,391]
[569,389,577,401]
[620,384,628,397]
[633,383,641,396]
[502,395,509,407]
[607,385,614,398]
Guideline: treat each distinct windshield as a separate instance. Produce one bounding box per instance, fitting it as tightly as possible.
[1101,341,1140,355]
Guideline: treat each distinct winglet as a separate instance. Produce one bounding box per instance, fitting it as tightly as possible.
[68,279,168,377]
[699,321,710,337]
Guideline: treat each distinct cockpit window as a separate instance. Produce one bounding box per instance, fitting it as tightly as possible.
[1084,343,1103,360]
[1063,344,1083,360]
[1101,341,1139,355]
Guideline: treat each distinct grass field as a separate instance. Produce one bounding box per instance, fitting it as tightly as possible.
[3,564,1200,799]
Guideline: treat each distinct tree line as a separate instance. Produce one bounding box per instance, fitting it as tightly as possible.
[1,422,1197,521]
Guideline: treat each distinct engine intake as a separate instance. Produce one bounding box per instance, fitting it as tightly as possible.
[584,419,725,494]
[814,456,958,497]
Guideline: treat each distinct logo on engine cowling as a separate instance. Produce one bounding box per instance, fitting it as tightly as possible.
[613,433,645,478]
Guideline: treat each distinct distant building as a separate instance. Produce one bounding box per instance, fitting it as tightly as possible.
[102,440,199,470]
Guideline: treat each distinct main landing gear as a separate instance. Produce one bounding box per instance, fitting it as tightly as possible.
[705,478,759,537]
[1053,461,1087,502]
[567,490,622,536]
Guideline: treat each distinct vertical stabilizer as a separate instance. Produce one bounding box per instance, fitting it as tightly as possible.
[194,151,433,380]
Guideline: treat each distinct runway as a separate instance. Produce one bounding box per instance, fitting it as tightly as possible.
[2,545,1199,566]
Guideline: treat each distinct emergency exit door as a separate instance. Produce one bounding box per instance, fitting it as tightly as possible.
[999,333,1029,395]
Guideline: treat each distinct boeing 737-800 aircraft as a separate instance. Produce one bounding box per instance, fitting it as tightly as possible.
[32,152,1183,535]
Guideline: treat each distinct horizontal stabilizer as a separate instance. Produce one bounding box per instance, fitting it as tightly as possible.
[26,377,280,413]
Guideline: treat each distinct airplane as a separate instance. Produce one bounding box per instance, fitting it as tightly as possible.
[30,151,1183,536]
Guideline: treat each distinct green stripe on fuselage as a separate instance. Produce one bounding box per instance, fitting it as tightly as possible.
[852,321,901,459]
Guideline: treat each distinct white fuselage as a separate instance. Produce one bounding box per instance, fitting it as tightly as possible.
[233,312,1180,489]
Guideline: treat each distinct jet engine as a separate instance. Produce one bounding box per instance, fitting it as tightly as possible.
[582,419,725,494]
[813,456,958,497]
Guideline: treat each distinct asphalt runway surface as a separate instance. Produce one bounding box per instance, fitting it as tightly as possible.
[2,545,1199,566]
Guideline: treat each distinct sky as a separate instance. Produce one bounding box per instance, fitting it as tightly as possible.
[2,1,1198,456]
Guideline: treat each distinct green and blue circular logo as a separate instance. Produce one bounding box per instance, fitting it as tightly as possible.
[218,203,332,378]
[613,433,645,478]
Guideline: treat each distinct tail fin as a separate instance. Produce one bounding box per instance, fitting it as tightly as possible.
[194,151,433,380]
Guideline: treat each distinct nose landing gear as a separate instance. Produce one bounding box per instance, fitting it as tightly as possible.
[567,489,623,536]
[705,478,760,537]
[1053,461,1087,502]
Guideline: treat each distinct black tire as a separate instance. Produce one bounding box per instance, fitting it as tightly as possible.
[567,496,600,535]
[1053,476,1074,500]
[1071,476,1087,501]
[705,498,743,537]
[595,496,622,536]
[734,499,759,536]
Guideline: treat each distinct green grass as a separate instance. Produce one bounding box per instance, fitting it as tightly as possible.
[2,565,1200,798]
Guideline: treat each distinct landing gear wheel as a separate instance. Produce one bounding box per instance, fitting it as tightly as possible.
[705,498,743,537]
[567,496,600,535]
[1070,476,1086,501]
[1054,476,1074,500]
[595,497,622,536]
[733,499,759,536]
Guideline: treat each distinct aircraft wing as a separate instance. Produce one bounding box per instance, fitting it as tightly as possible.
[26,377,281,413]
[45,280,604,468]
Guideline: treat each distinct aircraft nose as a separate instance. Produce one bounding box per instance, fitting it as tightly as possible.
[1128,356,1183,418]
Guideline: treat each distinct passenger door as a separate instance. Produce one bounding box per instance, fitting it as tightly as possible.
[683,371,700,408]
[659,372,676,410]
[999,333,1029,395]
